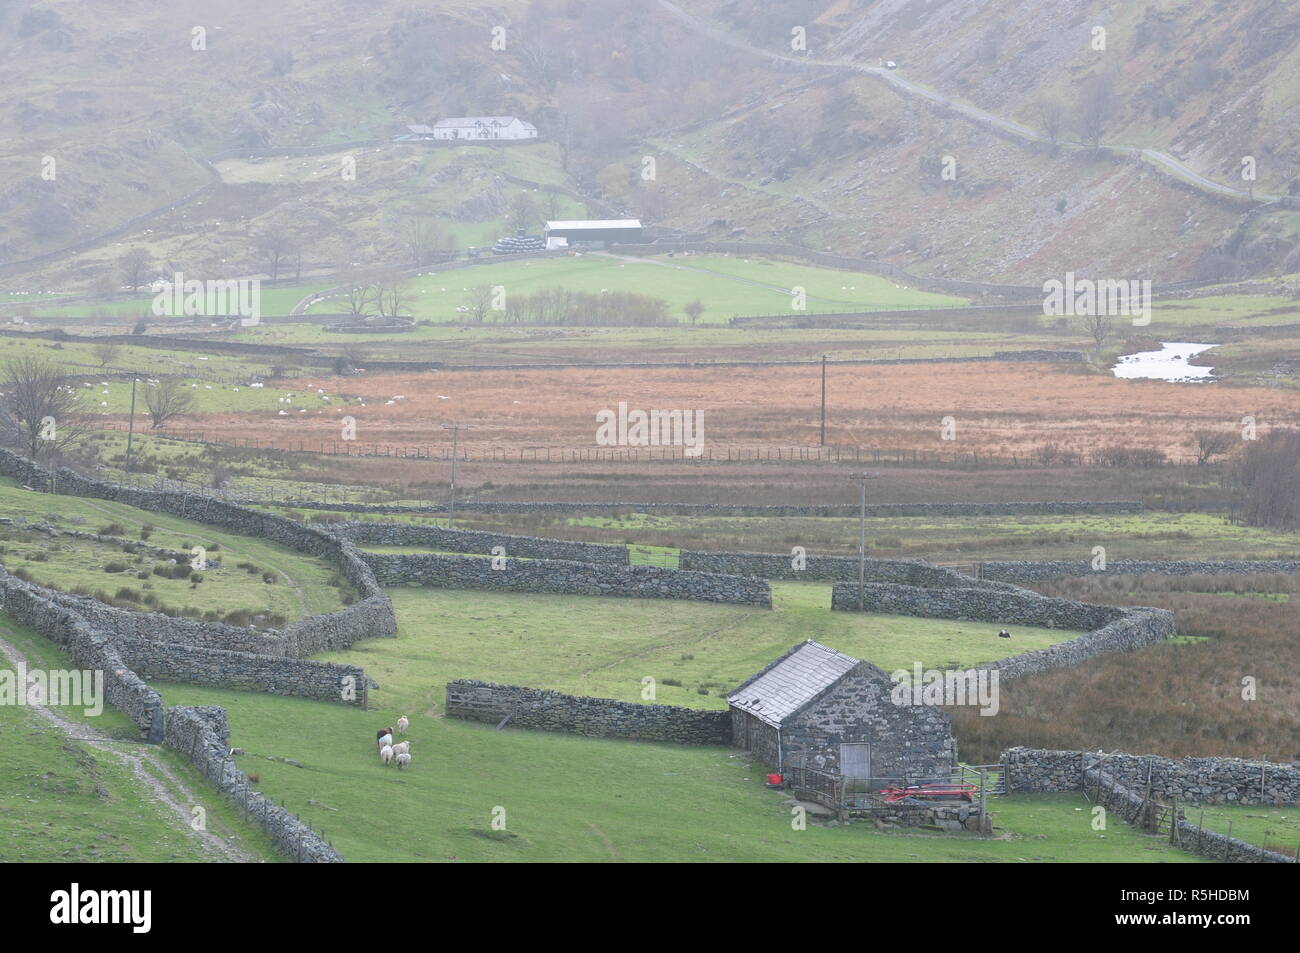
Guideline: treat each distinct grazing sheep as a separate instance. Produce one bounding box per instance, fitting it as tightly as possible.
[998,629,1011,639]
[380,745,394,766]
[376,726,394,749]
[395,752,411,770]
[396,716,409,735]
[391,741,410,757]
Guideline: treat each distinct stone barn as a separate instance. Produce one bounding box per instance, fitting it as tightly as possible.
[727,640,955,785]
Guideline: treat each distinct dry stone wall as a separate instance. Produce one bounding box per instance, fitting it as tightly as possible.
[831,578,1175,680]
[1003,747,1300,804]
[0,448,397,654]
[165,706,343,862]
[446,679,731,744]
[329,520,629,564]
[682,551,1018,588]
[363,552,771,606]
[980,559,1300,582]
[1003,747,1299,863]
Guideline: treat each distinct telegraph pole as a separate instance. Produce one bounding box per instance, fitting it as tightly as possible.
[442,423,466,527]
[850,472,881,610]
[820,354,827,447]
[125,376,138,472]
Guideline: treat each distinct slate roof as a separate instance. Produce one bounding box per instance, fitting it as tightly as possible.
[727,640,861,728]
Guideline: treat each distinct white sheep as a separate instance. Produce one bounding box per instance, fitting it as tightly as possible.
[391,741,410,757]
[377,731,393,750]
[380,744,394,766]
[395,752,411,770]
[396,716,409,735]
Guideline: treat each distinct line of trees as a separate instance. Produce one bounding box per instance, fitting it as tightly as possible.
[467,287,675,326]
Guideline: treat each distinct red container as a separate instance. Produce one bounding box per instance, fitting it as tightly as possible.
[766,773,783,785]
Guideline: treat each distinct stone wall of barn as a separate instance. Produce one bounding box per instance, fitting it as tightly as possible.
[780,667,956,782]
[730,709,781,770]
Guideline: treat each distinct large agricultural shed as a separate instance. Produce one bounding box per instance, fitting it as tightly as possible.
[728,641,956,785]
[544,219,644,248]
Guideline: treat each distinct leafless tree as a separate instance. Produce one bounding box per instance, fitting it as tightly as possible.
[1194,429,1234,465]
[1076,74,1117,149]
[93,342,121,368]
[465,285,495,323]
[143,377,195,429]
[401,216,442,266]
[684,299,704,326]
[1037,98,1064,147]
[0,356,91,460]
[1078,311,1115,352]
[118,248,153,294]
[254,225,298,280]
[1234,431,1300,529]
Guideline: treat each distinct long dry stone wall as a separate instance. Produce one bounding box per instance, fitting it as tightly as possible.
[0,448,397,655]
[682,551,1017,588]
[0,452,389,861]
[0,567,164,741]
[364,552,771,606]
[165,706,343,862]
[831,579,1175,680]
[1003,747,1300,804]
[328,520,629,564]
[980,559,1300,582]
[446,679,732,744]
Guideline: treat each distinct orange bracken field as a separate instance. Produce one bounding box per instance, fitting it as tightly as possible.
[183,362,1300,460]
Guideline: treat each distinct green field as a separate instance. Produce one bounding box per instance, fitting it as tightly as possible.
[1198,804,1300,857]
[305,253,966,323]
[0,616,280,862]
[141,581,1194,863]
[0,478,348,621]
[419,509,1300,564]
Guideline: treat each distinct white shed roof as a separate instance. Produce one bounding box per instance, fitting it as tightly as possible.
[544,219,643,231]
[728,641,861,728]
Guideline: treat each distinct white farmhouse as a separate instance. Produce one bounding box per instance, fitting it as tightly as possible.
[432,116,538,141]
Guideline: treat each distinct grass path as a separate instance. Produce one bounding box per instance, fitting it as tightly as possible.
[0,624,267,862]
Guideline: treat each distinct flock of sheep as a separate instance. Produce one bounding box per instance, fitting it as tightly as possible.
[376,715,412,770]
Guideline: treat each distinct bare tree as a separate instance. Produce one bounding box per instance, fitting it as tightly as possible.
[684,299,704,326]
[92,342,122,367]
[1076,74,1117,149]
[143,377,195,429]
[465,285,495,323]
[118,248,153,294]
[254,225,298,281]
[1078,311,1115,352]
[0,356,90,460]
[510,192,540,232]
[1194,429,1234,466]
[1037,98,1064,147]
[400,216,442,266]
[1234,431,1300,529]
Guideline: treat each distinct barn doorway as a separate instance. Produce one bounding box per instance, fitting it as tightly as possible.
[841,743,873,793]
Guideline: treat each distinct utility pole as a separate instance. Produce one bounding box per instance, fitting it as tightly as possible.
[442,423,466,527]
[820,354,827,447]
[850,472,881,610]
[125,376,138,472]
